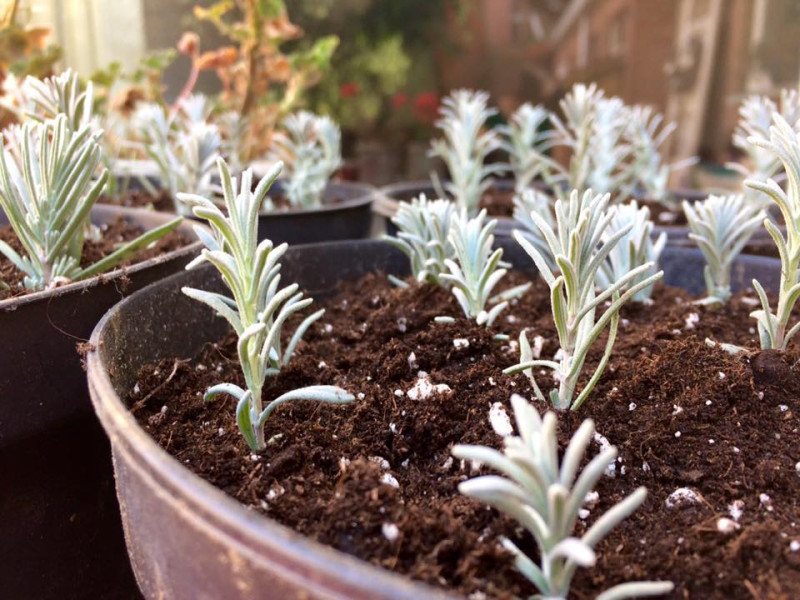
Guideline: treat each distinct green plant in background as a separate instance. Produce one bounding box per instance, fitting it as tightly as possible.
[305,33,411,134]
[501,103,563,194]
[180,158,354,451]
[596,201,666,303]
[452,394,674,600]
[440,209,526,326]
[270,110,342,209]
[135,100,221,215]
[745,115,800,350]
[505,190,663,409]
[429,89,506,216]
[730,89,800,203]
[0,115,181,291]
[291,0,450,141]
[385,194,455,286]
[683,195,764,306]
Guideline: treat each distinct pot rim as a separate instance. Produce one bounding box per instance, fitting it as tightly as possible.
[259,180,375,218]
[0,204,202,312]
[87,240,454,600]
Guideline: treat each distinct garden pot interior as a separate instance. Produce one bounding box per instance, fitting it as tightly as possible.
[255,179,375,245]
[87,239,781,600]
[0,204,201,600]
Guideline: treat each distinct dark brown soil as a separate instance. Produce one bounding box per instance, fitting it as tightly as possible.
[99,189,175,213]
[644,199,687,227]
[0,217,191,300]
[480,187,514,218]
[130,272,800,599]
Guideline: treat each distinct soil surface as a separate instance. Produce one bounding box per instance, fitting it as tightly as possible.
[99,189,175,212]
[0,217,191,300]
[130,271,800,599]
[480,187,515,218]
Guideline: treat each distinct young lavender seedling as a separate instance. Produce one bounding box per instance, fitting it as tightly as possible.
[501,102,564,194]
[218,110,251,176]
[385,194,456,287]
[180,158,354,451]
[135,99,221,216]
[505,190,663,409]
[513,188,556,271]
[21,69,94,132]
[744,114,800,350]
[440,209,528,326]
[453,394,674,600]
[730,90,800,203]
[625,105,696,205]
[683,195,764,305]
[270,110,342,210]
[0,115,181,291]
[549,84,635,202]
[596,201,666,303]
[586,96,634,200]
[429,89,506,216]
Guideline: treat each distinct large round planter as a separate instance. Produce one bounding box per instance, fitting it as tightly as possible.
[0,204,202,600]
[86,240,782,600]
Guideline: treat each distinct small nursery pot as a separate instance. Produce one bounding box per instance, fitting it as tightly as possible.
[87,240,781,600]
[0,204,202,600]
[117,171,376,246]
[257,179,376,245]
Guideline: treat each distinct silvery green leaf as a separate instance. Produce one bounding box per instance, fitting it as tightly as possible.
[454,397,670,599]
[182,159,353,450]
[595,582,675,600]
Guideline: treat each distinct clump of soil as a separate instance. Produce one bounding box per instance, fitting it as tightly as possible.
[0,217,191,300]
[130,272,800,599]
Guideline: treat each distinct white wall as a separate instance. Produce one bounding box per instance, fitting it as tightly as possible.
[28,0,146,74]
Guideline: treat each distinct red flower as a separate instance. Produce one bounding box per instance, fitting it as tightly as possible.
[340,82,360,98]
[391,93,408,109]
[412,92,439,123]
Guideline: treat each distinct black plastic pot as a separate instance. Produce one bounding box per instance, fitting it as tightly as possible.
[257,180,375,245]
[87,240,781,600]
[115,169,376,246]
[0,204,202,600]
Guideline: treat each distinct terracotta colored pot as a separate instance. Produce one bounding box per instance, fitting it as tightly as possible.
[0,204,202,599]
[86,240,781,599]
